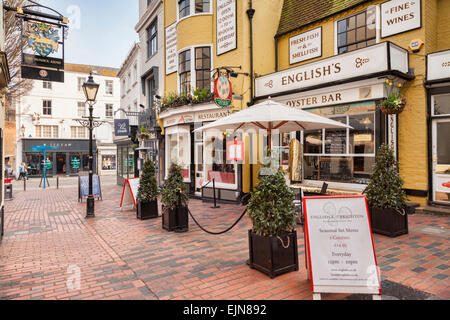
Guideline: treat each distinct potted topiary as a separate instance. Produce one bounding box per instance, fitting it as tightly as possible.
[247,161,299,278]
[161,162,189,232]
[136,158,159,220]
[365,144,408,237]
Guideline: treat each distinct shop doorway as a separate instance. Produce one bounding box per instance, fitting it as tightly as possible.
[56,153,66,174]
[432,118,450,205]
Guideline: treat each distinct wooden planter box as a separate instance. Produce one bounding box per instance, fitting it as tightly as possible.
[369,206,408,238]
[162,205,188,232]
[137,200,159,220]
[248,230,299,279]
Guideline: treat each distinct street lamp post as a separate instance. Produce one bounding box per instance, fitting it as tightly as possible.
[77,72,101,218]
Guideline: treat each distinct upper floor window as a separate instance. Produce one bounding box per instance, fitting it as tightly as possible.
[179,49,191,94]
[147,19,158,58]
[179,0,190,18]
[43,100,52,116]
[105,104,114,118]
[337,6,377,54]
[77,102,86,117]
[43,81,52,89]
[195,47,211,91]
[36,125,58,138]
[195,0,210,13]
[105,80,114,95]
[147,0,152,6]
[77,77,86,92]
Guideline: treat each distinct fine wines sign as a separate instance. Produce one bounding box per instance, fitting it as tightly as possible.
[303,195,381,298]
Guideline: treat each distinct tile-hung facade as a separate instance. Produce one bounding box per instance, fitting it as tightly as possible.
[255,0,449,207]
[160,0,284,201]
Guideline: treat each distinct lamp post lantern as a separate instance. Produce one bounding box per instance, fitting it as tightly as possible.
[78,72,102,218]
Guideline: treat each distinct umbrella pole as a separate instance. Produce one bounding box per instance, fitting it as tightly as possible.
[268,123,272,157]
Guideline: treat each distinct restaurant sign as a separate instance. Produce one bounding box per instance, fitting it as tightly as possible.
[381,0,421,38]
[255,42,409,98]
[289,27,322,65]
[427,50,450,82]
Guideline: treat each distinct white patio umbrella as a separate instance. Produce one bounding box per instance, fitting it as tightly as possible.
[194,99,351,147]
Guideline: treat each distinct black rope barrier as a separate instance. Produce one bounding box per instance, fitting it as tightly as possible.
[182,198,248,235]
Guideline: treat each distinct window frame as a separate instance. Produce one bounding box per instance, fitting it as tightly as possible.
[334,5,380,55]
[43,100,52,116]
[178,45,213,95]
[177,0,212,21]
[105,104,114,118]
[105,80,114,95]
[43,81,52,90]
[147,18,158,59]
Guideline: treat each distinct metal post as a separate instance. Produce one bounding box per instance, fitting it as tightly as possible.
[24,178,26,191]
[86,104,95,218]
[57,176,59,189]
[211,179,220,209]
[43,150,46,189]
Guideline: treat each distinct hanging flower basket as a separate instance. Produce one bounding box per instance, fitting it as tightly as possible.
[381,102,406,115]
[381,80,407,115]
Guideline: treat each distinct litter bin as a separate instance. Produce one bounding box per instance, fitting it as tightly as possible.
[5,183,13,201]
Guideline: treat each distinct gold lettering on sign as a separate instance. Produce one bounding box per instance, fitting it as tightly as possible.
[386,1,416,26]
[281,63,341,87]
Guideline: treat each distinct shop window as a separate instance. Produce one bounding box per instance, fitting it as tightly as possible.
[43,100,52,116]
[433,94,450,116]
[337,6,377,54]
[102,155,116,171]
[204,130,237,187]
[167,130,190,181]
[179,49,191,94]
[195,47,211,91]
[303,102,377,185]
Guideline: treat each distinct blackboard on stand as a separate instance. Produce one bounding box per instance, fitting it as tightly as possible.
[78,175,103,202]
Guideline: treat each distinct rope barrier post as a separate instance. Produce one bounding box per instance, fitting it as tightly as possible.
[211,179,220,209]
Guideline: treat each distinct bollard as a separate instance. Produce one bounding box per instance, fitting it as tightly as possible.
[211,179,220,209]
[24,178,26,192]
[57,176,59,189]
[4,184,13,201]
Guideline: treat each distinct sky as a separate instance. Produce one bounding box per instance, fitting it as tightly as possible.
[39,0,139,69]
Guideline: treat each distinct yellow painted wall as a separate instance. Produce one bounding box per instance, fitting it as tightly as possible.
[274,0,447,206]
[163,0,284,193]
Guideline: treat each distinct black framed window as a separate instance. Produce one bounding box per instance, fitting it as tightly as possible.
[105,104,113,118]
[179,0,190,18]
[337,7,376,54]
[43,100,52,116]
[195,0,210,13]
[195,47,211,91]
[179,49,191,94]
[147,19,157,58]
[43,81,52,89]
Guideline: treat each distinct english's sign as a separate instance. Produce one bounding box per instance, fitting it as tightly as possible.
[427,50,450,82]
[255,42,409,98]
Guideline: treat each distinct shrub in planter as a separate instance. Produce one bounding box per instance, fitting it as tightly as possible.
[137,158,159,220]
[365,144,408,237]
[161,163,189,232]
[247,164,299,278]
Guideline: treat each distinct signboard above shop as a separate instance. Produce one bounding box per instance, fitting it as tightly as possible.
[381,0,422,38]
[427,50,450,82]
[289,27,322,65]
[255,42,410,99]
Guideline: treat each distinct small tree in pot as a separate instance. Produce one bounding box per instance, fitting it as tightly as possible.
[365,144,408,237]
[136,158,159,220]
[161,162,189,232]
[247,162,299,278]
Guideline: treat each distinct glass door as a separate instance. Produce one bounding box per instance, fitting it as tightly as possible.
[432,118,450,204]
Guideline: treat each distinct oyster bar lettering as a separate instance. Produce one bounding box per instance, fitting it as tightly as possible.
[255,42,408,98]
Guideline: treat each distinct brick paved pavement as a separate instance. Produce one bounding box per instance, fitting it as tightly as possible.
[0,182,449,300]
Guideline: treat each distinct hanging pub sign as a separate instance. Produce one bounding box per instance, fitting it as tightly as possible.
[214,75,233,108]
[20,17,67,83]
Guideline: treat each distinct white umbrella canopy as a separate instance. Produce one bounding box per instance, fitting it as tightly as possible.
[194,99,351,136]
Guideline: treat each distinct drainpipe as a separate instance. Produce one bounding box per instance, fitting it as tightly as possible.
[246,1,255,107]
[246,1,256,192]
